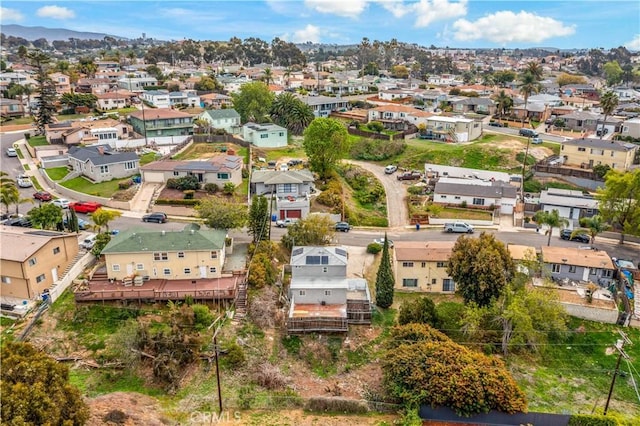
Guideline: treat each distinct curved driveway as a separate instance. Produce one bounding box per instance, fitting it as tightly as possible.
[347,160,409,230]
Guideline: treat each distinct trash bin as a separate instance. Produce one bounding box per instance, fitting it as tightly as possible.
[271,214,277,222]
[416,223,420,231]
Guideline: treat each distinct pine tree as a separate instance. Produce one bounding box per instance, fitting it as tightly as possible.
[27,50,57,135]
[375,233,394,308]
[69,208,79,233]
[248,195,269,243]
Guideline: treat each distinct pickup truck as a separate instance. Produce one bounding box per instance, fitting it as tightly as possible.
[397,171,422,181]
[443,222,474,233]
[275,218,299,228]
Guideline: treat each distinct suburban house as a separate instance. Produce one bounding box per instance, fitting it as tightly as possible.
[101,223,226,281]
[508,244,538,275]
[433,177,518,215]
[556,111,601,132]
[367,104,417,130]
[451,97,496,115]
[538,188,599,228]
[287,246,371,333]
[128,109,194,137]
[141,154,243,186]
[117,76,158,92]
[424,163,512,183]
[68,144,140,183]
[408,114,482,142]
[140,90,200,108]
[393,241,457,293]
[75,78,113,94]
[196,109,241,133]
[0,98,25,119]
[251,169,315,220]
[560,137,638,170]
[620,117,640,139]
[541,246,615,286]
[298,95,349,118]
[44,118,131,146]
[242,122,288,148]
[0,227,79,300]
[95,92,129,110]
[49,72,72,95]
[199,93,233,109]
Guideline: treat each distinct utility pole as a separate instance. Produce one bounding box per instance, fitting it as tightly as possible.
[207,317,224,417]
[604,331,632,415]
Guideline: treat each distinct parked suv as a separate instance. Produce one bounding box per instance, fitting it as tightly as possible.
[519,128,538,138]
[334,222,352,232]
[142,212,168,223]
[560,229,590,243]
[384,165,398,174]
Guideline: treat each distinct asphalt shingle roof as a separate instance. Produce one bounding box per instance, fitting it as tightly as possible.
[562,137,638,152]
[68,144,139,165]
[434,181,517,198]
[102,224,226,254]
[202,109,240,120]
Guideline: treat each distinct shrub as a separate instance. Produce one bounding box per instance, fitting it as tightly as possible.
[204,183,218,194]
[191,304,214,331]
[367,121,385,133]
[167,175,200,190]
[24,132,31,140]
[305,397,369,414]
[183,190,195,200]
[222,182,235,195]
[253,362,288,390]
[460,200,467,208]
[350,138,406,161]
[155,198,200,206]
[367,243,382,254]
[407,185,424,195]
[568,415,618,426]
[118,179,133,190]
[241,168,249,179]
[222,341,245,369]
[282,335,302,355]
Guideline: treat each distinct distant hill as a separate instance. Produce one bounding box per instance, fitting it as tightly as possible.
[1,24,126,42]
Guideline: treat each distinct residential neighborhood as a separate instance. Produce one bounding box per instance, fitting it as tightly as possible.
[1,7,640,425]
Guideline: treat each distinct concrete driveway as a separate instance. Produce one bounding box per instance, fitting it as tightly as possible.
[347,160,409,229]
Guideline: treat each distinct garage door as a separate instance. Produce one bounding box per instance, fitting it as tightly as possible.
[500,203,514,215]
[142,171,165,183]
[286,210,302,219]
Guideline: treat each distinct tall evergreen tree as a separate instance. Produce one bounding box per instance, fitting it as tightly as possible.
[375,233,394,309]
[27,50,57,135]
[248,195,269,243]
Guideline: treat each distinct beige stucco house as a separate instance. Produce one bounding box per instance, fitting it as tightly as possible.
[560,137,638,170]
[141,154,243,186]
[0,227,79,300]
[393,241,456,293]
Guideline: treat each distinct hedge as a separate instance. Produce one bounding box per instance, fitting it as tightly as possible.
[568,415,619,426]
[155,199,200,206]
[304,397,369,414]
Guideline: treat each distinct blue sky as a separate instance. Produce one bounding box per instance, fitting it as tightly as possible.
[1,1,639,50]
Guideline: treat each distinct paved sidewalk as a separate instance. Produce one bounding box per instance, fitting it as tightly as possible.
[129,182,160,213]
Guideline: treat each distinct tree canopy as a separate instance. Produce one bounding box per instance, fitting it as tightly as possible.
[447,232,515,307]
[534,209,569,246]
[596,169,640,242]
[270,92,315,135]
[248,195,269,243]
[27,203,63,230]
[397,296,439,327]
[1,342,90,425]
[375,235,395,309]
[231,81,274,123]
[383,324,527,416]
[196,197,248,230]
[302,117,349,179]
[281,215,335,250]
[90,208,122,233]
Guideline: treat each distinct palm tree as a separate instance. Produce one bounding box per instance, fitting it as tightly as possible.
[493,90,513,122]
[283,67,292,89]
[598,91,619,139]
[90,208,122,233]
[270,92,315,135]
[0,184,17,215]
[518,71,541,110]
[534,209,569,246]
[262,67,273,85]
[525,62,543,81]
[575,215,610,244]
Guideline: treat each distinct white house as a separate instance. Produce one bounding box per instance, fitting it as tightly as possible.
[196,109,241,133]
[242,122,287,148]
[539,188,599,228]
[117,76,158,92]
[620,117,640,139]
[424,164,512,183]
[433,177,518,214]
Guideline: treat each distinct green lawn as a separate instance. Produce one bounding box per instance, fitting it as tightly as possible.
[258,145,307,162]
[2,117,34,125]
[437,207,494,221]
[15,147,24,159]
[61,176,121,197]
[27,135,49,147]
[56,113,89,121]
[139,152,161,166]
[46,167,69,181]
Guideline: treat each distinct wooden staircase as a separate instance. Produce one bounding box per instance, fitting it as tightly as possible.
[233,281,247,322]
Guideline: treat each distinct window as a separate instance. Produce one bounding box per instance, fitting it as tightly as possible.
[279,132,284,137]
[568,265,577,273]
[552,264,561,273]
[53,247,60,255]
[100,165,109,174]
[440,195,447,199]
[472,198,485,206]
[112,264,120,272]
[177,252,185,258]
[136,264,144,270]
[443,279,455,292]
[324,290,331,296]
[402,278,418,287]
[454,196,461,200]
[578,147,586,152]
[431,279,437,285]
[209,267,217,273]
[163,268,171,275]
[184,268,191,274]
[1,276,11,284]
[590,268,596,275]
[260,134,268,138]
[217,173,229,180]
[153,252,168,261]
[322,267,328,273]
[173,171,179,176]
[402,262,414,268]
[603,269,613,277]
[210,251,218,259]
[36,274,46,283]
[611,151,615,157]
[421,262,426,268]
[125,161,136,170]
[436,262,446,268]
[299,290,306,296]
[279,183,293,193]
[28,258,37,266]
[306,256,329,265]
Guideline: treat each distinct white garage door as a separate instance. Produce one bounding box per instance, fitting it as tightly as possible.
[142,171,165,183]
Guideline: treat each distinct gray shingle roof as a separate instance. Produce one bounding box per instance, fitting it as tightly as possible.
[202,109,240,120]
[68,144,139,166]
[434,181,517,198]
[250,169,314,184]
[562,137,638,152]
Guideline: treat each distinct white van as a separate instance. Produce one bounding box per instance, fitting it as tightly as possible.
[80,234,97,250]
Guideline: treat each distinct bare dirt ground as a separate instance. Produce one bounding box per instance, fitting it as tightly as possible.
[484,138,554,161]
[87,392,171,426]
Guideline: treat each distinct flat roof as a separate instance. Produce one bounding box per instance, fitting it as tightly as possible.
[541,246,614,269]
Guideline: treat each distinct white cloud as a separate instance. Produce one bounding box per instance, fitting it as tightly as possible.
[453,11,576,44]
[377,0,411,18]
[412,0,467,27]
[304,0,368,18]
[0,7,24,22]
[37,5,75,20]
[625,34,640,51]
[282,24,322,43]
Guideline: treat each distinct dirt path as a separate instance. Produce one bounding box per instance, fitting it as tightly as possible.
[346,160,408,230]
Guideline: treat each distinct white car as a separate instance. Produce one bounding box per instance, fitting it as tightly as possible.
[373,238,394,248]
[53,198,70,209]
[6,147,17,157]
[17,177,32,188]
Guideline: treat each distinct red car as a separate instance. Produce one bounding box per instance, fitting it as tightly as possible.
[69,201,102,213]
[33,191,52,201]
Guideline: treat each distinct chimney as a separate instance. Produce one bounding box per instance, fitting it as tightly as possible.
[98,146,104,155]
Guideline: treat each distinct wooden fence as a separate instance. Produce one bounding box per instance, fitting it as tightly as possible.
[346,300,372,324]
[286,317,349,333]
[534,163,603,181]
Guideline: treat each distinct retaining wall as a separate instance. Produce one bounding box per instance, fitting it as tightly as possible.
[561,302,619,324]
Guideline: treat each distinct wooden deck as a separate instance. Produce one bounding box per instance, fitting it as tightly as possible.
[286,300,372,333]
[74,277,238,302]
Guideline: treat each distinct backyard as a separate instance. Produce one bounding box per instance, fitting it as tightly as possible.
[60,176,122,198]
[45,166,70,181]
[172,142,249,162]
[27,135,49,147]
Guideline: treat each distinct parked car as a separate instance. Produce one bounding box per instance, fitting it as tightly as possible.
[397,171,422,181]
[63,216,90,230]
[560,229,590,243]
[287,159,303,167]
[596,128,609,137]
[142,212,168,223]
[487,122,503,127]
[33,191,52,201]
[443,222,474,233]
[334,222,352,232]
[531,137,543,144]
[80,234,98,250]
[7,217,32,227]
[17,177,33,188]
[52,198,70,209]
[6,147,17,157]
[373,238,394,248]
[275,218,299,228]
[519,128,538,137]
[69,201,102,214]
[384,165,398,174]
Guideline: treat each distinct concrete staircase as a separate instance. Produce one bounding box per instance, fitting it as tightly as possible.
[60,251,88,280]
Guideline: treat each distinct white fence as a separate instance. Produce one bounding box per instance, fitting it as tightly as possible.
[47,252,96,303]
